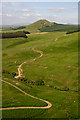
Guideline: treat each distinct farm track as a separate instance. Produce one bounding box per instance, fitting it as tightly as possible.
[15,48,43,79]
[0,79,52,110]
[14,33,64,79]
[1,47,52,110]
[1,35,67,110]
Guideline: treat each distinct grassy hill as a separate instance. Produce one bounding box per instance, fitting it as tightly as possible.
[2,19,53,33]
[2,31,78,118]
[2,19,79,34]
[3,32,78,90]
[25,19,53,33]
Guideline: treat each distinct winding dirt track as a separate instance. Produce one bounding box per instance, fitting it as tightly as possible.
[1,34,67,110]
[15,48,43,79]
[1,48,52,110]
[0,79,52,110]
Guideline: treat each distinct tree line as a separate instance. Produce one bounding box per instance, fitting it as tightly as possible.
[0,31,30,39]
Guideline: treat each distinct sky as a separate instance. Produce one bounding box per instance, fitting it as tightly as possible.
[0,2,78,25]
[1,0,79,2]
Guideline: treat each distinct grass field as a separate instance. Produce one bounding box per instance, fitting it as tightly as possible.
[2,30,79,119]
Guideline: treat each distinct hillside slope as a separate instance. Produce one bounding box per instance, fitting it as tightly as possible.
[2,19,79,34]
[2,19,53,33]
[39,23,78,33]
[2,31,78,118]
[25,19,53,33]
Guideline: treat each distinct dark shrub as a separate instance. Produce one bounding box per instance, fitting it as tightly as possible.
[12,72,16,77]
[29,80,35,85]
[30,86,32,88]
[2,70,6,73]
[18,77,27,82]
[23,31,30,34]
[2,70,10,74]
[54,86,60,90]
[36,80,45,86]
[18,77,21,81]
[7,71,10,74]
[60,86,69,91]
[53,86,69,91]
[23,77,27,82]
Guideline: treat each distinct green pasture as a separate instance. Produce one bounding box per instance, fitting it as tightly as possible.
[2,31,79,118]
[2,78,78,118]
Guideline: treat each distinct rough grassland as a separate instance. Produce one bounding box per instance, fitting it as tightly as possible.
[2,32,78,119]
